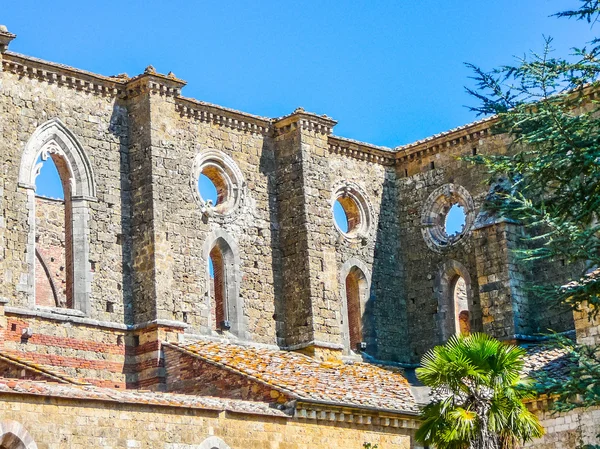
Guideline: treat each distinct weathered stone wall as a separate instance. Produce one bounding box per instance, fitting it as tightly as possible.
[391,132,503,362]
[0,59,131,322]
[525,403,600,449]
[0,394,414,449]
[129,86,278,343]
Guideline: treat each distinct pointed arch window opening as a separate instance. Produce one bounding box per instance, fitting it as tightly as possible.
[19,119,96,315]
[209,245,230,330]
[34,151,74,309]
[345,266,369,352]
[452,275,470,335]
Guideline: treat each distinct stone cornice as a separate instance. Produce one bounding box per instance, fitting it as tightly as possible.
[176,97,271,136]
[395,116,496,162]
[273,108,337,136]
[1,51,501,166]
[0,28,16,53]
[328,136,396,166]
[295,401,420,428]
[124,66,187,99]
[2,52,125,96]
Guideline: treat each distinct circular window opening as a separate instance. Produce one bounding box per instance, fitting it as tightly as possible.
[444,203,466,237]
[198,173,219,206]
[331,184,371,238]
[333,199,349,233]
[191,150,244,218]
[333,196,362,236]
[421,184,474,250]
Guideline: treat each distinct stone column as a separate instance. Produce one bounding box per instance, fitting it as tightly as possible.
[273,109,343,361]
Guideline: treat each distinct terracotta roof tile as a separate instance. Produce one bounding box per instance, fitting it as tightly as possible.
[0,379,288,417]
[522,344,574,382]
[167,341,418,414]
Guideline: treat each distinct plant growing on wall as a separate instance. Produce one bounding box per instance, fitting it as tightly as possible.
[415,333,543,449]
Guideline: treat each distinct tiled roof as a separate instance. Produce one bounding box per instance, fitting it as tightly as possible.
[562,267,600,291]
[166,341,419,414]
[0,351,87,385]
[0,379,288,417]
[522,344,574,382]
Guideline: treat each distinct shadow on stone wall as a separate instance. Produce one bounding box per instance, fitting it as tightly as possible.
[368,165,409,362]
[109,102,133,327]
[259,137,286,347]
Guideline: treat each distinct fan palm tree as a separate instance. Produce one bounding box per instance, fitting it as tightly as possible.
[415,333,544,449]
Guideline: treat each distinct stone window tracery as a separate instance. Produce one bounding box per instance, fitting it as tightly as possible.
[18,118,96,315]
[421,183,475,251]
[331,182,372,239]
[191,150,244,219]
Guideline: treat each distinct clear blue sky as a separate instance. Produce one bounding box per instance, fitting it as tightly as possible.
[2,0,596,148]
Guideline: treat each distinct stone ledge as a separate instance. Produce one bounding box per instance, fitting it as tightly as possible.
[4,307,187,332]
[328,135,396,166]
[295,401,420,428]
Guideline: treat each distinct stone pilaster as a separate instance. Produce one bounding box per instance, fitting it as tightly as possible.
[272,109,343,360]
[472,218,529,340]
[125,67,186,325]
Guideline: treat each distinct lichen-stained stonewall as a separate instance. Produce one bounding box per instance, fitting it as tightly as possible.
[0,23,599,448]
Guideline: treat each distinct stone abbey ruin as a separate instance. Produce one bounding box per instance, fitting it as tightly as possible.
[0,25,598,448]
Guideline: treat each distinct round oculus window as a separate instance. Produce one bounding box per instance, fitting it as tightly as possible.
[191,150,244,217]
[421,184,474,250]
[331,182,371,239]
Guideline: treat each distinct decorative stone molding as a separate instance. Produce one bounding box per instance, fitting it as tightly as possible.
[190,149,245,220]
[421,183,475,252]
[176,98,271,136]
[273,107,337,136]
[295,403,419,429]
[328,136,395,165]
[331,180,373,240]
[396,117,494,162]
[124,71,186,99]
[0,26,16,53]
[0,420,38,449]
[2,52,124,96]
[19,118,95,314]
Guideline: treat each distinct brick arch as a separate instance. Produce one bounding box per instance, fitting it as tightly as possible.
[434,260,474,342]
[198,436,231,449]
[0,420,38,449]
[339,258,374,355]
[202,229,246,340]
[18,118,95,314]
